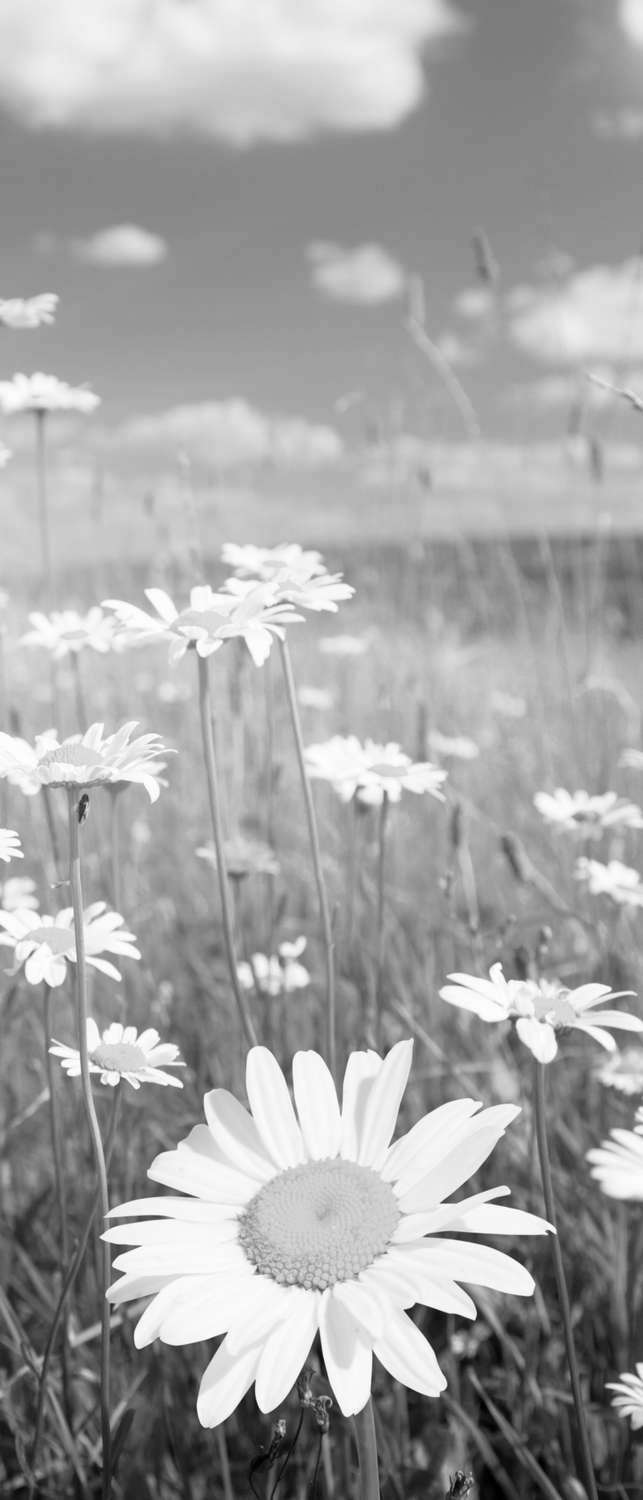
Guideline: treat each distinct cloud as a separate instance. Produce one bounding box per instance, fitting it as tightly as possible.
[0,0,464,145]
[70,224,168,267]
[108,398,343,470]
[620,0,643,44]
[508,260,643,363]
[308,242,407,305]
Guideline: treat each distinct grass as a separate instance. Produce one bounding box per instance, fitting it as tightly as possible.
[1,527,643,1498]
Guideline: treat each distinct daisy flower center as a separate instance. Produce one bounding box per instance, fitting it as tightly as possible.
[238,1158,400,1291]
[38,744,111,784]
[365,762,408,779]
[91,1041,148,1072]
[28,926,75,955]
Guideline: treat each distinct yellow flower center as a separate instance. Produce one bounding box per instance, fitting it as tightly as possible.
[92,1041,147,1072]
[238,1158,400,1291]
[38,743,112,786]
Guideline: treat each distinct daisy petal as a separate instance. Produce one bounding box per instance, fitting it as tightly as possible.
[515,1017,558,1063]
[292,1051,341,1159]
[340,1050,382,1159]
[197,1337,262,1428]
[397,1107,520,1212]
[245,1047,305,1168]
[204,1089,277,1181]
[319,1289,373,1416]
[254,1288,320,1412]
[417,1239,535,1295]
[382,1100,481,1184]
[357,1040,414,1168]
[373,1308,446,1397]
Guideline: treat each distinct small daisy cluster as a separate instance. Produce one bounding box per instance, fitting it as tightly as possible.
[238,938,310,997]
[305,735,446,808]
[439,963,642,1064]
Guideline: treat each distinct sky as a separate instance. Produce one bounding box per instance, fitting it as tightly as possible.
[2,0,643,532]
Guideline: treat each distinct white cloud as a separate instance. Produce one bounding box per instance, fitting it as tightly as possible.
[71,224,168,267]
[620,0,643,44]
[508,260,643,363]
[109,399,343,469]
[0,0,463,145]
[308,242,407,305]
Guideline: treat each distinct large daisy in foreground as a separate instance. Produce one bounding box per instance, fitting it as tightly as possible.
[105,1041,550,1427]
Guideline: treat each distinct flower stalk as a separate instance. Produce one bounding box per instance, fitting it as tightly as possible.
[66,789,112,1498]
[278,638,337,1080]
[533,1062,598,1500]
[353,1398,380,1500]
[196,653,258,1049]
[34,410,54,606]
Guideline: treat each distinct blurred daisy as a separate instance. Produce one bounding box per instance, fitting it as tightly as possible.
[319,634,369,657]
[428,731,479,762]
[0,901,140,987]
[105,1040,550,1427]
[197,836,280,882]
[222,543,325,581]
[225,567,353,616]
[0,829,22,863]
[0,294,58,330]
[620,749,643,772]
[440,964,642,1064]
[534,788,643,836]
[0,443,10,469]
[595,1046,643,1095]
[490,690,526,719]
[0,722,169,801]
[305,736,446,808]
[21,608,117,659]
[238,938,310,997]
[103,585,302,669]
[575,858,643,907]
[298,686,334,712]
[606,1365,643,1429]
[51,1019,184,1090]
[0,876,38,912]
[0,372,99,414]
[587,1129,643,1199]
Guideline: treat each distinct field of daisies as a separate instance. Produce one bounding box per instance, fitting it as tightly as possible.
[2,306,643,1500]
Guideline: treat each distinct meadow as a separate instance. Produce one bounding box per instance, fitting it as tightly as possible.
[1,499,643,1500]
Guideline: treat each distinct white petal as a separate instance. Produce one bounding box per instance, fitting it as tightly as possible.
[254,1288,320,1411]
[392,1188,509,1241]
[416,1240,535,1296]
[204,1089,277,1180]
[226,1278,293,1355]
[574,1023,617,1052]
[377,1249,477,1318]
[161,1275,257,1345]
[332,1281,385,1340]
[107,1196,240,1223]
[149,1127,258,1205]
[340,1050,382,1159]
[292,1051,341,1159]
[107,1273,171,1306]
[576,1011,643,1032]
[245,1047,305,1168]
[357,1040,414,1168]
[452,1204,553,1236]
[319,1290,373,1416]
[103,1219,238,1248]
[113,1241,249,1278]
[382,1100,482,1185]
[515,1016,558,1063]
[397,1106,520,1212]
[373,1309,446,1397]
[197,1337,262,1427]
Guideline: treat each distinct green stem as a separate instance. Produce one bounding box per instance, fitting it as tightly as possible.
[197,653,258,1049]
[278,638,337,1081]
[67,790,112,1499]
[371,792,389,1050]
[353,1399,380,1500]
[34,409,54,607]
[42,982,73,1430]
[533,1063,598,1500]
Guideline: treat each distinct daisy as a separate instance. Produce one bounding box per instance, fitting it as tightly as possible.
[298,686,335,712]
[428,731,480,763]
[0,902,140,987]
[225,568,354,616]
[620,749,643,772]
[221,543,326,581]
[103,585,302,668]
[0,443,10,469]
[439,963,642,1064]
[534,788,643,836]
[105,1040,550,1427]
[0,876,38,912]
[490,691,526,720]
[0,372,99,415]
[318,634,369,658]
[197,837,280,881]
[238,939,310,997]
[595,1046,643,1095]
[21,608,117,659]
[587,1128,643,1199]
[0,722,169,802]
[575,858,643,907]
[606,1365,643,1429]
[0,828,22,863]
[305,737,446,808]
[0,294,58,330]
[51,1019,184,1090]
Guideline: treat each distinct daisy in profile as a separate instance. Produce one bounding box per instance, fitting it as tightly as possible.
[440,964,642,1064]
[606,1365,643,1430]
[21,608,117,659]
[225,567,353,615]
[197,836,280,882]
[238,938,310,997]
[575,858,643,907]
[534,788,643,836]
[587,1126,643,1199]
[305,736,446,808]
[620,748,643,772]
[105,1040,550,1427]
[0,372,99,415]
[51,1019,184,1090]
[0,294,58,330]
[318,634,369,658]
[0,902,140,987]
[298,686,335,712]
[0,722,169,802]
[595,1046,643,1095]
[103,584,302,668]
[427,731,479,763]
[0,829,22,863]
[0,876,38,912]
[221,543,325,581]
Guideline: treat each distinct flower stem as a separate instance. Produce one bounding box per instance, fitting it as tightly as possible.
[533,1062,598,1500]
[34,409,54,606]
[278,638,337,1081]
[196,653,258,1049]
[353,1399,380,1500]
[42,982,73,1429]
[67,789,112,1498]
[371,791,389,1049]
